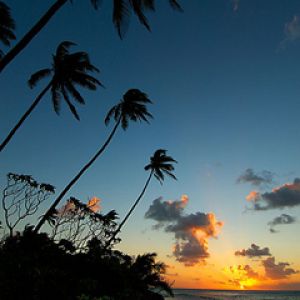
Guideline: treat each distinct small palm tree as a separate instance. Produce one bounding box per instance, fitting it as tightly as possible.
[0,0,182,72]
[106,149,177,247]
[129,252,174,298]
[0,1,16,58]
[34,89,153,233]
[0,41,102,153]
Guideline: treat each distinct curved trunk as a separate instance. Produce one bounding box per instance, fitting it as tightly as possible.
[0,81,52,153]
[106,171,153,248]
[34,117,122,233]
[0,0,67,73]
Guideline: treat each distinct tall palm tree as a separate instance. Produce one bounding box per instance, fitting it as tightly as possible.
[0,1,16,58]
[0,0,182,73]
[106,149,177,247]
[0,41,102,153]
[34,88,153,233]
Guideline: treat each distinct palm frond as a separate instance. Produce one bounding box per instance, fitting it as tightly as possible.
[145,149,177,184]
[123,88,152,103]
[51,86,61,115]
[28,68,52,88]
[121,115,129,130]
[113,0,130,38]
[162,169,177,180]
[105,105,119,126]
[61,87,80,120]
[130,0,151,32]
[56,41,76,57]
[65,82,85,104]
[74,72,103,88]
[169,0,183,11]
[0,1,16,47]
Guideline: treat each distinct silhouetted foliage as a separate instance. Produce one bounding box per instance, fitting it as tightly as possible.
[28,41,103,120]
[0,41,102,153]
[145,149,177,184]
[0,0,182,72]
[105,88,153,130]
[0,1,16,58]
[50,197,120,250]
[0,227,173,300]
[35,89,153,233]
[1,173,55,236]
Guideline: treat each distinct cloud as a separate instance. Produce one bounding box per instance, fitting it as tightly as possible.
[268,214,296,233]
[246,178,300,210]
[235,244,271,258]
[57,197,101,216]
[237,169,274,186]
[230,265,260,279]
[262,257,299,280]
[87,196,101,213]
[226,264,260,289]
[246,191,260,202]
[145,195,223,266]
[145,195,188,227]
[280,15,300,49]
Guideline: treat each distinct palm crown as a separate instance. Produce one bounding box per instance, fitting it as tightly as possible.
[0,1,16,58]
[109,0,182,37]
[145,149,177,184]
[104,89,153,129]
[28,41,102,120]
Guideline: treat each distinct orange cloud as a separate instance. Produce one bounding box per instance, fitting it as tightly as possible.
[225,264,259,289]
[87,196,101,213]
[145,196,224,266]
[246,191,260,202]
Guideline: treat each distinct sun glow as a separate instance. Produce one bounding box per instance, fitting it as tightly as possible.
[239,278,257,289]
[224,265,259,290]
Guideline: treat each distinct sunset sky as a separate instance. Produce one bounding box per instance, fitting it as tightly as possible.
[1,0,300,290]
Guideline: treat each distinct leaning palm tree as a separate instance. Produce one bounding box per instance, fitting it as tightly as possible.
[34,88,153,233]
[0,41,102,153]
[0,0,182,72]
[106,149,177,247]
[0,1,16,58]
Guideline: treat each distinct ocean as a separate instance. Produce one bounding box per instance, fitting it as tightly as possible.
[165,289,300,300]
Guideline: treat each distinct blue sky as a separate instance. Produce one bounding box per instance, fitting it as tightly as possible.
[1,0,300,289]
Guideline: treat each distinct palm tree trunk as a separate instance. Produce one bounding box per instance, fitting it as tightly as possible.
[105,171,153,248]
[0,0,67,73]
[34,117,122,233]
[0,81,52,153]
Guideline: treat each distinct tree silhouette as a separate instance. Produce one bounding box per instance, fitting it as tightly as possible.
[128,252,174,298]
[106,149,177,247]
[0,1,16,58]
[0,0,182,73]
[1,173,55,236]
[34,89,153,233]
[0,41,101,153]
[0,227,173,299]
[50,197,119,250]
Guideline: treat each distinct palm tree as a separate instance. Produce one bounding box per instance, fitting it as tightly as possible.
[0,0,182,73]
[34,88,153,233]
[129,252,173,299]
[0,1,16,58]
[106,149,177,247]
[0,41,102,153]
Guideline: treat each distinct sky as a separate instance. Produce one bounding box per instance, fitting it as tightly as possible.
[1,0,300,290]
